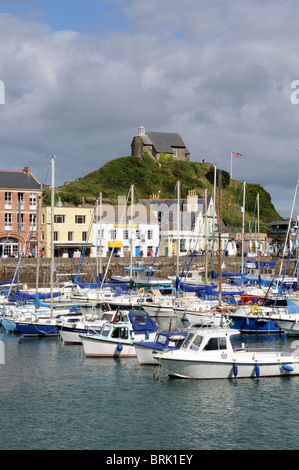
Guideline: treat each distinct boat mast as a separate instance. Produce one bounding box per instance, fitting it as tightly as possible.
[212,163,217,272]
[218,169,222,306]
[50,155,55,316]
[177,180,180,278]
[35,194,42,294]
[241,181,246,287]
[130,183,134,279]
[204,188,208,285]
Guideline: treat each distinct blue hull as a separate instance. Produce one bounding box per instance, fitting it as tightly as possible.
[15,322,59,337]
[229,315,281,333]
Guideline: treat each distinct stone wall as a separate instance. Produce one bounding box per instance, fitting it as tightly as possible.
[0,254,294,288]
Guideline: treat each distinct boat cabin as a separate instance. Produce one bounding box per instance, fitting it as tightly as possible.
[181,327,240,355]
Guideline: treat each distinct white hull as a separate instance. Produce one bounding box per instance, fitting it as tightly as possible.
[141,304,175,318]
[134,344,159,365]
[60,329,83,344]
[185,312,227,327]
[273,317,299,336]
[81,335,137,357]
[159,352,299,379]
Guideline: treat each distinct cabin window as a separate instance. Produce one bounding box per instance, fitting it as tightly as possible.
[203,337,227,351]
[102,325,111,337]
[157,335,168,346]
[111,327,129,339]
[190,335,203,351]
[182,333,196,349]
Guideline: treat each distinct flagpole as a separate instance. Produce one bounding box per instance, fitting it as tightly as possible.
[230,151,232,179]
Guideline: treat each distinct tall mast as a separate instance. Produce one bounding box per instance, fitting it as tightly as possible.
[218,170,222,306]
[50,155,55,316]
[204,188,208,285]
[241,181,246,286]
[130,184,134,279]
[177,180,180,278]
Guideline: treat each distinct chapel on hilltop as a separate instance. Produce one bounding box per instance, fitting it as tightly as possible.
[131,125,190,162]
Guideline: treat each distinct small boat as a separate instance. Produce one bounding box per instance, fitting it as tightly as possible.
[59,310,130,344]
[139,292,176,318]
[134,330,188,365]
[15,316,62,337]
[111,264,173,292]
[80,311,158,357]
[155,325,299,379]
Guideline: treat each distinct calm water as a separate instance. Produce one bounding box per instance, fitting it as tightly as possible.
[0,323,299,451]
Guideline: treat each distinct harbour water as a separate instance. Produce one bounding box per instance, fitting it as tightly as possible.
[0,322,298,451]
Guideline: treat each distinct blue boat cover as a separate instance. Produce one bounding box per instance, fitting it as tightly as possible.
[10,289,61,302]
[128,311,158,332]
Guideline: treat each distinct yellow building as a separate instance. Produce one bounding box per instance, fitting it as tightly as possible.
[41,205,95,258]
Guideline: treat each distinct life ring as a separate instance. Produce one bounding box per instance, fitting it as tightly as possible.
[251,305,260,314]
[140,288,145,293]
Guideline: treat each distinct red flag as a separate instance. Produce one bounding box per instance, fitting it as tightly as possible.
[232,151,242,157]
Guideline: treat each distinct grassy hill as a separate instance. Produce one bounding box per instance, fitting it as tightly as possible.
[44,155,282,232]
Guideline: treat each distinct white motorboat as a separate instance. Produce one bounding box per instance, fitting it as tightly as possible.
[155,325,299,379]
[59,310,130,344]
[80,311,158,357]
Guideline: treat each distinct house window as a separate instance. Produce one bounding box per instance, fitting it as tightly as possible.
[110,229,117,240]
[147,230,153,240]
[17,213,25,231]
[18,193,25,209]
[54,231,59,241]
[82,231,87,241]
[54,215,65,224]
[5,192,12,209]
[68,232,73,241]
[30,193,37,209]
[5,213,12,230]
[30,213,36,230]
[75,215,86,224]
[173,150,177,158]
[123,229,129,239]
[136,229,140,239]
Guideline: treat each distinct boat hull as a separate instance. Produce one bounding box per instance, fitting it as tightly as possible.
[15,321,60,337]
[60,326,102,344]
[81,335,136,357]
[228,314,281,333]
[159,354,299,379]
[141,305,175,318]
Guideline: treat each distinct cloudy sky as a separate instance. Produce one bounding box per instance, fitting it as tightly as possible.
[1,0,299,218]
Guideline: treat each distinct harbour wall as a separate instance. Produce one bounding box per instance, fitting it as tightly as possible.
[0,255,295,288]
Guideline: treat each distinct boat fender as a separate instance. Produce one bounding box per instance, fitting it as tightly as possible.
[255,363,260,377]
[145,330,149,340]
[281,364,294,372]
[117,343,123,352]
[233,363,238,377]
[251,305,260,314]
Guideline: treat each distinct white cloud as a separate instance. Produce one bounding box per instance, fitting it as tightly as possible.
[0,2,299,217]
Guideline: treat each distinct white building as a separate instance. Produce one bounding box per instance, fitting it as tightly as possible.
[138,190,230,257]
[93,203,160,258]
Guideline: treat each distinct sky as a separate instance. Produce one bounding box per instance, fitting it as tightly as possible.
[1,0,299,218]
